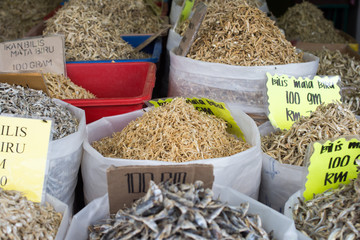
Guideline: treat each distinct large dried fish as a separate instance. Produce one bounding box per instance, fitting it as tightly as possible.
[261,102,360,166]
[92,98,250,162]
[0,187,62,240]
[44,0,160,61]
[309,48,360,115]
[0,82,78,140]
[186,1,303,66]
[0,0,62,42]
[292,164,360,239]
[277,1,346,43]
[89,180,273,239]
[43,72,96,99]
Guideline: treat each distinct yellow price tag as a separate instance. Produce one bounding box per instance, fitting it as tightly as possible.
[149,97,245,140]
[303,137,360,201]
[179,0,195,24]
[266,73,341,130]
[0,116,52,202]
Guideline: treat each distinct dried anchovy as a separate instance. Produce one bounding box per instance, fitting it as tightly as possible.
[292,165,360,239]
[261,102,360,166]
[187,1,303,66]
[43,73,96,99]
[89,181,273,240]
[277,1,346,43]
[309,48,360,115]
[0,83,78,140]
[92,98,250,162]
[0,0,62,42]
[44,0,158,61]
[0,187,62,240]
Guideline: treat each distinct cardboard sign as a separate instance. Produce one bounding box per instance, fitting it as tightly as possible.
[0,34,66,75]
[149,97,245,140]
[0,72,49,95]
[0,115,52,203]
[107,164,214,213]
[266,73,341,130]
[303,136,360,201]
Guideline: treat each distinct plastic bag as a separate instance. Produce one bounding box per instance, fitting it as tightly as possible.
[258,121,307,213]
[168,50,319,114]
[47,99,86,213]
[82,104,262,203]
[66,184,299,240]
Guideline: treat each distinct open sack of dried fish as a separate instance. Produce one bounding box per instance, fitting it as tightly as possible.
[65,182,299,240]
[43,0,164,62]
[43,72,96,99]
[0,189,70,240]
[0,82,86,212]
[82,98,262,203]
[277,1,346,44]
[168,2,318,114]
[284,168,360,240]
[259,102,360,212]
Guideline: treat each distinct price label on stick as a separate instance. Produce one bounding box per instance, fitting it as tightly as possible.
[266,73,341,130]
[0,116,52,203]
[303,136,360,201]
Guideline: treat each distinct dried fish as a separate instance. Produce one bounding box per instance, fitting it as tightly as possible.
[92,98,250,162]
[261,102,360,166]
[0,82,79,140]
[309,48,360,115]
[277,1,346,43]
[43,72,96,99]
[0,187,62,240]
[186,1,303,66]
[292,164,360,239]
[0,0,62,42]
[89,180,273,239]
[43,0,161,61]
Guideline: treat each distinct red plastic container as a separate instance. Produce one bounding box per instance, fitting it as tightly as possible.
[64,62,156,123]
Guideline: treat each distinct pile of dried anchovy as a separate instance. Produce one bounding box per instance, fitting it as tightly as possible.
[43,73,96,99]
[277,1,346,43]
[292,166,360,239]
[309,48,360,115]
[0,83,79,140]
[0,0,62,42]
[89,181,273,239]
[44,0,159,61]
[0,188,62,239]
[261,102,360,166]
[187,1,303,66]
[92,98,250,162]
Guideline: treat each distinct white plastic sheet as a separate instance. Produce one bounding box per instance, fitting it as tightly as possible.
[82,106,262,204]
[47,99,86,212]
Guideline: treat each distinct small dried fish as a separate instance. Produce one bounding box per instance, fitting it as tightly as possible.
[89,180,273,239]
[43,72,96,99]
[43,0,162,61]
[187,1,303,66]
[0,82,79,140]
[292,164,360,239]
[277,1,346,43]
[0,187,62,240]
[261,102,360,166]
[309,48,360,115]
[92,98,250,162]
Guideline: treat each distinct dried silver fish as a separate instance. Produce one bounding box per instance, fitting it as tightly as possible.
[89,181,273,239]
[0,187,62,239]
[0,82,78,140]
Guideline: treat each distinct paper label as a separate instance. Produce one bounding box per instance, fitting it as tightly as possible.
[179,0,195,24]
[0,116,52,202]
[0,35,66,75]
[149,97,245,140]
[107,164,214,213]
[303,136,360,201]
[266,73,341,130]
